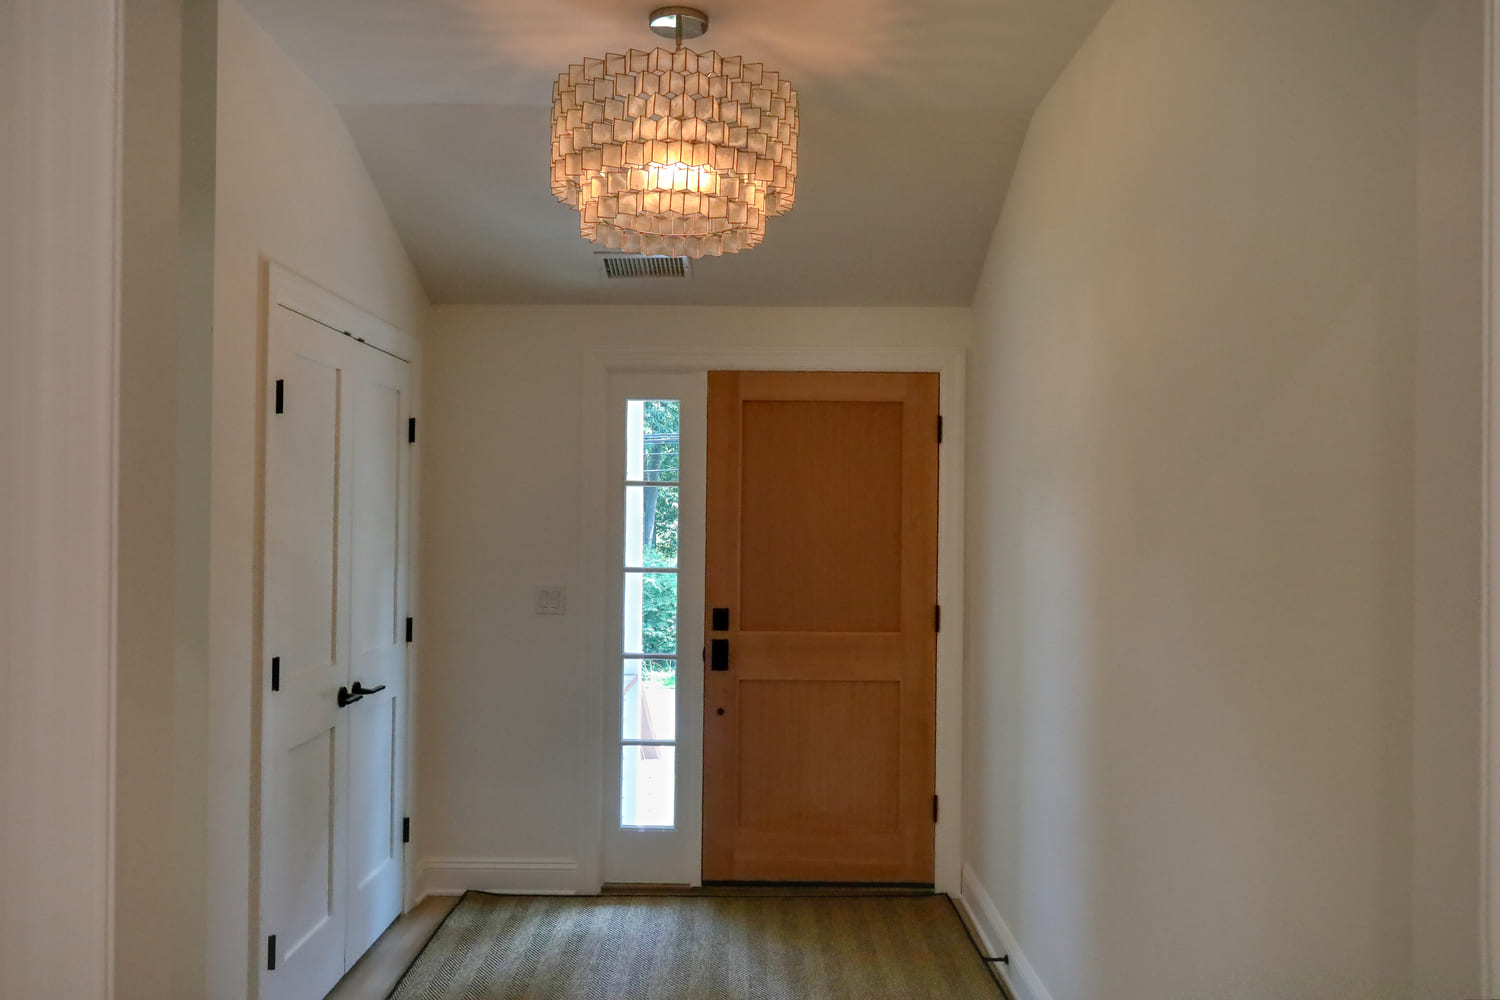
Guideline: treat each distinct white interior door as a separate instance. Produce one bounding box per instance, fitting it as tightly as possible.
[261,310,355,1000]
[261,303,412,1000]
[343,348,411,963]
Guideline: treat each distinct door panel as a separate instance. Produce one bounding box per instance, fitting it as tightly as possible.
[277,730,337,953]
[261,312,353,1000]
[703,371,938,883]
[738,400,905,633]
[737,680,902,830]
[343,354,410,963]
[348,692,399,887]
[266,351,341,675]
[349,378,403,653]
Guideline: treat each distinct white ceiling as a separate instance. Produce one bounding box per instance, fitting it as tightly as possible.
[239,0,1113,305]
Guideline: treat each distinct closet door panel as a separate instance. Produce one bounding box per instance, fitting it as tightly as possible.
[344,351,411,963]
[260,310,355,1000]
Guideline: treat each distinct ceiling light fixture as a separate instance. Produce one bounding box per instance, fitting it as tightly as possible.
[550,6,799,259]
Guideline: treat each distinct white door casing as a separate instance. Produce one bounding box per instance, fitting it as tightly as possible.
[602,373,707,885]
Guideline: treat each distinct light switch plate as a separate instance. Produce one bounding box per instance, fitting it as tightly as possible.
[535,585,567,615]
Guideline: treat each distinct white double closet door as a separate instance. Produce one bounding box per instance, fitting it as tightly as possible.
[260,304,413,1000]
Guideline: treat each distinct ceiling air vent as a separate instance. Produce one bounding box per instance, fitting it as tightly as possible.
[596,254,692,281]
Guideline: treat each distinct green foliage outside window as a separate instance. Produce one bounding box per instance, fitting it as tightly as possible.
[640,401,679,689]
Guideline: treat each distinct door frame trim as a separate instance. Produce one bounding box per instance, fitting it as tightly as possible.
[579,345,966,896]
[601,373,708,885]
[1483,3,1500,989]
[268,264,420,363]
[253,264,424,994]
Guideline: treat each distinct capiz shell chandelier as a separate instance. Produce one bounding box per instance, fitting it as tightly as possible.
[550,6,799,259]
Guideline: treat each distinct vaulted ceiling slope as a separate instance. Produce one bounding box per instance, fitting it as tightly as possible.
[240,0,1112,306]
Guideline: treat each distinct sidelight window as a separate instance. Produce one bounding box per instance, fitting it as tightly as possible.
[620,400,680,828]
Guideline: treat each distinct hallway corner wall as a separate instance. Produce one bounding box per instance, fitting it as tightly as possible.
[962,2,1462,997]
[412,306,972,896]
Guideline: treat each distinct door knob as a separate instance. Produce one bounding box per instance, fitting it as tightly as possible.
[337,685,362,708]
[350,682,386,697]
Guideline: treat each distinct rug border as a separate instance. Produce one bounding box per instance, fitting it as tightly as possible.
[944,893,1016,1000]
[382,891,474,1000]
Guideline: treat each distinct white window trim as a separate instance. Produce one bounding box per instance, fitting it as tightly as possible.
[1483,3,1500,990]
[602,375,707,884]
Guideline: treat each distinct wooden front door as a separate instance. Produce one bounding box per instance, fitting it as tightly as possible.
[702,371,939,883]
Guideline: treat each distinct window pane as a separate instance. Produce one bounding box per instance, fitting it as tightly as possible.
[625,486,678,567]
[626,400,680,482]
[621,745,676,828]
[623,572,676,654]
[622,659,677,741]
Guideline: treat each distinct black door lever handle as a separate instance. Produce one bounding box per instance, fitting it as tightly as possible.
[350,682,386,697]
[337,685,363,708]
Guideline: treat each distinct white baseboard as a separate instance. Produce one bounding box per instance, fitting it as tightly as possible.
[956,863,1056,1000]
[419,857,581,897]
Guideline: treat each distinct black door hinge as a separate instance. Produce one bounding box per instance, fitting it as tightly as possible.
[933,795,939,822]
[403,817,411,844]
[271,656,280,692]
[935,605,941,633]
[267,934,277,971]
[274,379,284,415]
[408,417,416,444]
[937,415,943,444]
[405,617,414,643]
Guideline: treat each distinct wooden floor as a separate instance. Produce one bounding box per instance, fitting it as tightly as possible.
[325,895,459,1000]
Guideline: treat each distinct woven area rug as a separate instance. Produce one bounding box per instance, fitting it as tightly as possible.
[388,892,1002,999]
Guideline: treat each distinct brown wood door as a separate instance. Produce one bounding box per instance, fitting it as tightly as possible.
[703,371,939,883]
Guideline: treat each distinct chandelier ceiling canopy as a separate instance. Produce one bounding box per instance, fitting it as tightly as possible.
[550,7,799,259]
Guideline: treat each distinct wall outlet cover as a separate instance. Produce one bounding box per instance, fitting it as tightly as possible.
[535,585,567,615]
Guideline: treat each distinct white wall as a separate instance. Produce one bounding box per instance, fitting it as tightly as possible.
[116,0,187,997]
[964,2,1452,998]
[2,4,220,998]
[0,3,124,998]
[1412,2,1484,995]
[208,3,428,997]
[415,306,970,893]
[174,1,218,996]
